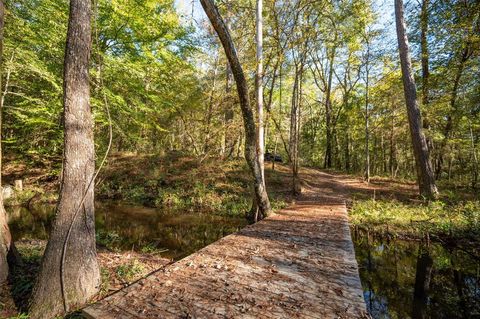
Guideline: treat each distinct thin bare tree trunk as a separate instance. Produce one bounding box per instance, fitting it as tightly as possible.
[395,0,438,199]
[29,0,100,317]
[420,0,433,152]
[364,37,371,182]
[435,48,470,179]
[256,0,265,183]
[200,0,271,220]
[222,0,235,159]
[324,48,335,169]
[290,64,301,194]
[204,53,219,154]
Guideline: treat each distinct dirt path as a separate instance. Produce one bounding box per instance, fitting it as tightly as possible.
[83,168,367,319]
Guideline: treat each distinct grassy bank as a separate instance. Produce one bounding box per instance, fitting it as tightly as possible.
[350,199,480,240]
[344,175,480,249]
[3,152,291,216]
[95,152,291,216]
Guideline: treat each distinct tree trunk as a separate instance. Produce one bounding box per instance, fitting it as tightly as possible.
[345,129,350,171]
[390,108,397,178]
[324,48,335,169]
[290,64,302,195]
[29,0,100,317]
[204,53,219,154]
[364,38,371,182]
[256,0,265,183]
[395,0,438,199]
[435,48,469,179]
[200,0,271,220]
[420,0,433,151]
[223,1,235,159]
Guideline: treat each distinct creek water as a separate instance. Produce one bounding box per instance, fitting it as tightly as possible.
[7,204,480,317]
[6,203,247,260]
[353,230,480,319]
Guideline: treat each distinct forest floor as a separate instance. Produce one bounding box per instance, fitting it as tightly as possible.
[0,239,172,318]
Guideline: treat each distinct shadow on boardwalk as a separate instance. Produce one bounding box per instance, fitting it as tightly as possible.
[83,169,369,319]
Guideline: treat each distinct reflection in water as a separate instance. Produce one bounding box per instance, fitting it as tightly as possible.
[412,249,433,319]
[353,230,480,319]
[7,203,247,260]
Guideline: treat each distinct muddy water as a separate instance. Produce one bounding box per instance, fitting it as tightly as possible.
[353,230,480,319]
[7,203,247,260]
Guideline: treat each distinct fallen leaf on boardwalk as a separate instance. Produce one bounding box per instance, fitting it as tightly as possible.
[334,288,344,296]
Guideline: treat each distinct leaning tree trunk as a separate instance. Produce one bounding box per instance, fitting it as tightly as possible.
[29,0,99,317]
[200,0,271,220]
[395,0,438,199]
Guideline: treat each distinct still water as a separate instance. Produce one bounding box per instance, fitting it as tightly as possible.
[353,230,480,319]
[7,204,480,317]
[7,203,247,260]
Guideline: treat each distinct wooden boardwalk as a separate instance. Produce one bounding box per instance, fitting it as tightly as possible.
[83,170,367,319]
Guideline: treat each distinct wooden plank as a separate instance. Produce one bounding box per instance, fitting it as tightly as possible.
[83,170,367,319]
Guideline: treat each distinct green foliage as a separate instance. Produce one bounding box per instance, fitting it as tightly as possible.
[6,314,30,319]
[155,187,185,208]
[99,267,111,296]
[3,0,201,158]
[4,189,36,207]
[115,260,145,282]
[96,230,122,251]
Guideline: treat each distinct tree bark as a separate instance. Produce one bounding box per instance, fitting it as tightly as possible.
[395,0,438,199]
[289,64,302,195]
[364,37,371,182]
[324,48,335,169]
[256,0,265,183]
[420,0,433,153]
[222,1,235,159]
[204,53,219,154]
[29,0,100,317]
[435,47,470,179]
[200,0,271,220]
